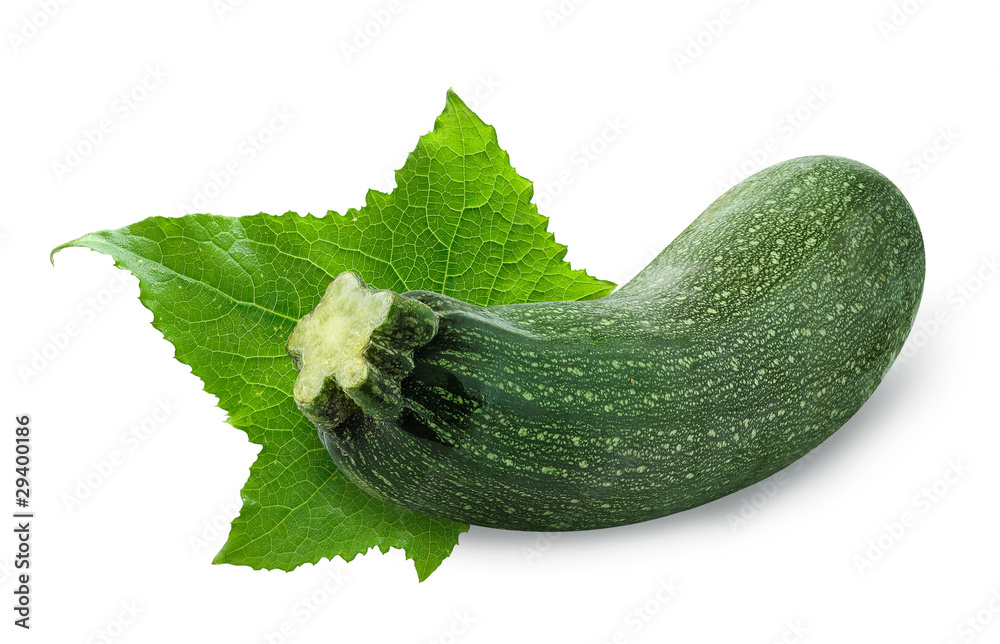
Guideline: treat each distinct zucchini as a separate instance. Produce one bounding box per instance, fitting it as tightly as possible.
[286,155,925,531]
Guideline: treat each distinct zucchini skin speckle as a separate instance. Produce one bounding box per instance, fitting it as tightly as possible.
[289,155,925,531]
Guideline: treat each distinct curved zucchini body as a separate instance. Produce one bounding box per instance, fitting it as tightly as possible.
[287,156,925,531]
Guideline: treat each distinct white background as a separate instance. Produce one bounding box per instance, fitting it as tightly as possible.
[2,1,999,642]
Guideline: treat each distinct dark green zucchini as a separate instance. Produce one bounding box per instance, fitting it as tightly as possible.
[286,155,925,531]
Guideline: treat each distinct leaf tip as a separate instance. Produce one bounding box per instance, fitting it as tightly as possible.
[443,88,476,119]
[49,238,79,265]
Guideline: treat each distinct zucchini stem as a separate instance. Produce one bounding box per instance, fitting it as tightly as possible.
[286,272,439,433]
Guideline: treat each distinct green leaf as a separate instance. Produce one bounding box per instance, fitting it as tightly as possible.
[52,90,615,581]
